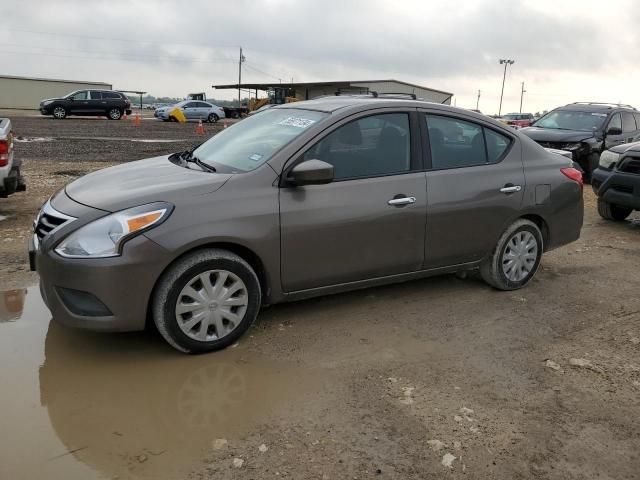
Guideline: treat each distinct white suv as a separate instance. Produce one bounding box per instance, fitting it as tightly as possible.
[0,118,25,198]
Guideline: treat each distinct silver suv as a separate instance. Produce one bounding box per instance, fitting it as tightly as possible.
[30,96,584,353]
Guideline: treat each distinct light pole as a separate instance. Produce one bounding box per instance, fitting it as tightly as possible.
[476,89,481,110]
[498,59,514,116]
[519,81,526,113]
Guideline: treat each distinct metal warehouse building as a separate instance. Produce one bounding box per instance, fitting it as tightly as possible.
[213,79,453,104]
[0,75,112,110]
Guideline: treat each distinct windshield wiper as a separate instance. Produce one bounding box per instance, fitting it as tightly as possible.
[180,150,216,173]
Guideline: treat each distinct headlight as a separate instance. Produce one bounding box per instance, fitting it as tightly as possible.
[599,150,620,169]
[55,203,173,258]
[562,142,583,151]
[42,100,53,106]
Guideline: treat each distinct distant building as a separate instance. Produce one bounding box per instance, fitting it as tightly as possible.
[0,75,112,110]
[213,79,453,105]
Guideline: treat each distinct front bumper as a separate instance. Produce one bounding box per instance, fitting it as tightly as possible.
[30,198,171,332]
[592,168,640,210]
[40,106,52,115]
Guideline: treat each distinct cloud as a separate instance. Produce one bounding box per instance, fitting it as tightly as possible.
[1,0,638,112]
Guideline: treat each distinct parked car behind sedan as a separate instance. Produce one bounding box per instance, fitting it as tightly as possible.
[592,140,640,221]
[0,117,26,198]
[521,102,640,180]
[501,113,535,128]
[40,90,132,120]
[154,100,225,122]
[30,97,584,354]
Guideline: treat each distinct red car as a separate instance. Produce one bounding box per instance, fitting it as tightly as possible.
[501,113,535,128]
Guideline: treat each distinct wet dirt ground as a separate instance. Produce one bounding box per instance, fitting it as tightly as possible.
[0,113,639,479]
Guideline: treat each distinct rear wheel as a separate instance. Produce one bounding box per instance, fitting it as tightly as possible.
[207,113,219,123]
[597,198,632,221]
[52,106,66,119]
[480,219,543,290]
[107,108,122,120]
[152,249,262,354]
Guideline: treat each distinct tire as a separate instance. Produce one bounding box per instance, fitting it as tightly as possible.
[231,110,240,119]
[597,198,632,221]
[107,108,122,120]
[152,249,262,354]
[169,116,178,122]
[52,106,66,119]
[207,113,219,123]
[480,219,543,291]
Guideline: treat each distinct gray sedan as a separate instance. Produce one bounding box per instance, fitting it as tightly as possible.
[154,100,226,122]
[30,96,583,353]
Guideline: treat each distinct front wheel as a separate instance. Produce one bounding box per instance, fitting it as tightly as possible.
[597,198,632,221]
[52,106,67,119]
[107,108,122,120]
[480,219,543,290]
[152,249,262,354]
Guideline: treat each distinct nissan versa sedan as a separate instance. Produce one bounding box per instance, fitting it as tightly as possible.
[29,96,584,353]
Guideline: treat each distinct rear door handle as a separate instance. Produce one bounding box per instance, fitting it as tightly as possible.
[388,196,416,206]
[500,185,522,194]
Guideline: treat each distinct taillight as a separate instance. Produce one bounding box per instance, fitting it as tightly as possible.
[0,140,9,167]
[561,167,583,187]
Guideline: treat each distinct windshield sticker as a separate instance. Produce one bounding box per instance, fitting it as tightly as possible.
[591,113,607,117]
[278,117,316,128]
[248,153,263,162]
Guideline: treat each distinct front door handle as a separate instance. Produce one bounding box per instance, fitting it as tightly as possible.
[500,184,522,194]
[388,196,416,206]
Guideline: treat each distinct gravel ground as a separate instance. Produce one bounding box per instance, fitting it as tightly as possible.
[0,113,639,479]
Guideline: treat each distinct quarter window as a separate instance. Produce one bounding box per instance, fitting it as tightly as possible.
[303,113,411,180]
[102,91,121,99]
[622,112,637,133]
[425,115,511,169]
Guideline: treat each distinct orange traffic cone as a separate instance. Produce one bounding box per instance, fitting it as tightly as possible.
[195,119,205,135]
[122,111,128,120]
[134,112,141,127]
[223,121,228,129]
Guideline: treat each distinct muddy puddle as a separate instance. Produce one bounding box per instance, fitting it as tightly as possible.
[0,286,325,480]
[15,136,182,143]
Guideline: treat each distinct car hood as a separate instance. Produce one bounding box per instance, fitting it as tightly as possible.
[41,97,64,103]
[65,155,232,212]
[520,127,593,142]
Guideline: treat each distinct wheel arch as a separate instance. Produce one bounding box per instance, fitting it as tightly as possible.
[146,241,271,328]
[519,213,550,251]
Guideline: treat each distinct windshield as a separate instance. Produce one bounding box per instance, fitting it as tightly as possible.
[193,108,328,173]
[534,110,607,131]
[503,114,520,120]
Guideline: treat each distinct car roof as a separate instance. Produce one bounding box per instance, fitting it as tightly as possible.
[557,102,637,113]
[276,96,515,131]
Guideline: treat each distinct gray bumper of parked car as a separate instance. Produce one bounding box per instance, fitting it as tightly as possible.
[33,234,170,332]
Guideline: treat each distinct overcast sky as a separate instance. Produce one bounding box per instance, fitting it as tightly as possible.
[2,0,639,114]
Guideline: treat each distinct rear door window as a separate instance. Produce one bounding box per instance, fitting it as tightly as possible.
[425,114,512,169]
[622,112,637,133]
[89,91,102,100]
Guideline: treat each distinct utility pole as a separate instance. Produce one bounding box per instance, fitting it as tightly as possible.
[498,58,515,116]
[519,81,526,113]
[238,47,245,107]
[476,90,481,110]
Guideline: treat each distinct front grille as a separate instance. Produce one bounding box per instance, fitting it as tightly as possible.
[618,157,640,175]
[611,184,634,194]
[34,201,75,241]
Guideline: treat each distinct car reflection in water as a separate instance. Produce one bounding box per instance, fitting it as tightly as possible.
[38,321,320,479]
[0,289,26,322]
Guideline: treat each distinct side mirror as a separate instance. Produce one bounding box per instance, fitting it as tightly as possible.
[288,159,334,186]
[607,126,622,136]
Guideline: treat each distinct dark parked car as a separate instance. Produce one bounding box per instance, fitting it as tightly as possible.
[592,140,640,221]
[30,95,584,353]
[520,102,640,180]
[39,90,132,120]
